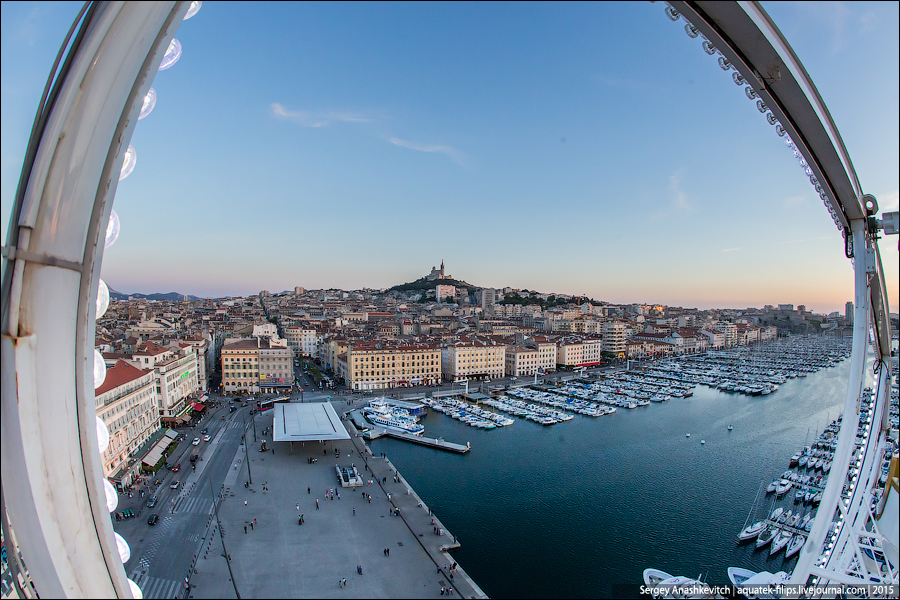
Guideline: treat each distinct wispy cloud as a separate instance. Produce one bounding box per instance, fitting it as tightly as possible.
[774,235,835,246]
[783,195,807,208]
[389,137,466,166]
[796,1,853,55]
[668,171,693,212]
[877,190,899,212]
[271,103,371,128]
[722,247,742,253]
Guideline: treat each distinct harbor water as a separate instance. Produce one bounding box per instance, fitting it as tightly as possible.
[369,353,872,598]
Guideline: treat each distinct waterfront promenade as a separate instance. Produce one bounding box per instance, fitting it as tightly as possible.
[188,398,487,598]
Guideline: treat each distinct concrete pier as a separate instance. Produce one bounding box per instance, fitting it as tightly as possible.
[187,400,487,599]
[352,412,470,454]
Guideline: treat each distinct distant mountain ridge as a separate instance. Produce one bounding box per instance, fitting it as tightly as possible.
[108,287,201,301]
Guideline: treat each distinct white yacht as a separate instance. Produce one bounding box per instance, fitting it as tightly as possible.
[362,401,425,436]
[738,520,767,542]
[642,568,673,587]
[769,529,794,556]
[785,534,806,558]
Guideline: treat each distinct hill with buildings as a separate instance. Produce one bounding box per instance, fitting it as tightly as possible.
[388,277,477,292]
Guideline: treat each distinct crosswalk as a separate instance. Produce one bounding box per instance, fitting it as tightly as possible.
[131,573,181,599]
[172,496,213,515]
[133,515,172,570]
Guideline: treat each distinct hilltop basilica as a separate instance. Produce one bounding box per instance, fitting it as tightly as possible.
[425,260,453,281]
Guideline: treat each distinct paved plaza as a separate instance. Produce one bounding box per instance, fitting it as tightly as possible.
[188,402,487,598]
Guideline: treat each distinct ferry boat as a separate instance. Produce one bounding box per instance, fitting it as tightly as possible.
[362,401,425,436]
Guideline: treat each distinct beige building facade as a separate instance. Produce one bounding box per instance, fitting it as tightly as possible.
[441,337,506,382]
[95,360,159,490]
[346,342,441,391]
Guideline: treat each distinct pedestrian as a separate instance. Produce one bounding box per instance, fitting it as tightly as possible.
[316,499,319,509]
[296,503,300,511]
[244,525,247,534]
[441,587,445,595]
[244,500,247,507]
[253,518,257,526]
[386,548,390,556]
[337,492,340,500]
[448,587,453,595]
[353,508,356,515]
[357,564,362,575]
[308,487,311,494]
[250,521,254,530]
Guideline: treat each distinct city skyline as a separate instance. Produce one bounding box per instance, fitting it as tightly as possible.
[2,2,897,314]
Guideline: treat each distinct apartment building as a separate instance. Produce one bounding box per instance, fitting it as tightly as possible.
[152,345,201,419]
[221,338,263,395]
[346,341,441,391]
[129,341,200,419]
[505,345,540,377]
[441,336,506,382]
[285,325,320,357]
[95,360,159,490]
[555,335,603,368]
[601,320,627,358]
[259,344,293,394]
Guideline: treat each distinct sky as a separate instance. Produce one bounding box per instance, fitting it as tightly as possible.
[1,1,897,314]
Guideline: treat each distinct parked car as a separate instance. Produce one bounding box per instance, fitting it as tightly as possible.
[147,514,159,526]
[192,437,200,446]
[170,481,179,489]
[147,496,157,508]
[203,434,211,442]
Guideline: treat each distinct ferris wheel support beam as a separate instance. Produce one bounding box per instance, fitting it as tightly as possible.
[0,2,186,597]
[669,1,896,586]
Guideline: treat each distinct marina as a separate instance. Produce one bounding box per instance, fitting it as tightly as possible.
[367,337,889,598]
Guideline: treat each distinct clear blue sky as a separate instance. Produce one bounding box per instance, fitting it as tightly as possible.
[2,1,897,313]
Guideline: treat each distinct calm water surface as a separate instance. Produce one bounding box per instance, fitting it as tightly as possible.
[370,355,872,599]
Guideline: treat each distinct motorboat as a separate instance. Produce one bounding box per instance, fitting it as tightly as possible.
[652,575,713,598]
[785,534,806,558]
[728,425,733,431]
[738,520,767,542]
[642,568,674,587]
[766,479,778,493]
[775,479,792,496]
[777,509,792,524]
[756,526,777,549]
[726,567,755,587]
[769,529,794,556]
[362,401,425,436]
[729,569,789,599]
[769,507,784,522]
[786,512,801,528]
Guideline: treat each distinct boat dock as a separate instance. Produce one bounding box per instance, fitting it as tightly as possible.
[349,409,470,453]
[365,428,470,453]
